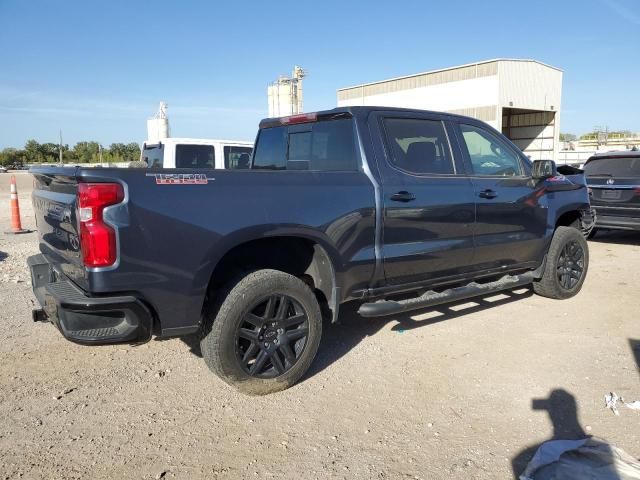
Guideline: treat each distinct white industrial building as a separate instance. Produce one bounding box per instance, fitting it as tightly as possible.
[337,59,563,160]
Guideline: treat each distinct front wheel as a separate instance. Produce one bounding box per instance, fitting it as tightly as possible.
[533,226,589,299]
[200,269,322,395]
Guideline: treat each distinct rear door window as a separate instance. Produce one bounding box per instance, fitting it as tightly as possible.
[382,118,454,175]
[224,146,253,169]
[175,144,215,168]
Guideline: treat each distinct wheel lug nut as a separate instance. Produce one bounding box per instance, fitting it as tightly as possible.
[264,342,269,348]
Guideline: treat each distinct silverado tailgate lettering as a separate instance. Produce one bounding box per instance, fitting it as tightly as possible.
[146,173,209,185]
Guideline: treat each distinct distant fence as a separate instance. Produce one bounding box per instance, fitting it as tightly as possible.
[28,162,131,169]
[557,150,596,166]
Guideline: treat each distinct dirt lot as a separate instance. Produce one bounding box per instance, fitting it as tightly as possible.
[0,172,639,479]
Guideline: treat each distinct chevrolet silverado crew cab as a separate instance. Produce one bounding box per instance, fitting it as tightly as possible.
[28,107,594,394]
[141,138,253,169]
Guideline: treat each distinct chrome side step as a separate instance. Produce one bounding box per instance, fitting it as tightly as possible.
[358,272,537,318]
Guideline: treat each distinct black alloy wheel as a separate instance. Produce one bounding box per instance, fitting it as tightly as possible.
[235,294,309,378]
[533,226,589,300]
[556,240,585,290]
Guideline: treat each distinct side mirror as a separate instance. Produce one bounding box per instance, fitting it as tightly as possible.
[532,159,557,180]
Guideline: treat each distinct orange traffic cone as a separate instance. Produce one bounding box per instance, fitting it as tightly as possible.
[6,175,30,234]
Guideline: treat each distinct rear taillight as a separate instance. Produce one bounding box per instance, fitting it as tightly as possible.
[77,183,124,268]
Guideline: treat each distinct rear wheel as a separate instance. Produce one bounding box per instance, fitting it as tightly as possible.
[533,226,589,299]
[201,269,322,395]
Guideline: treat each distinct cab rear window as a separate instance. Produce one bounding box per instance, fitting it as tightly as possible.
[252,119,357,171]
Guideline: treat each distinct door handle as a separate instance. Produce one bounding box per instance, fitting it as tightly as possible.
[478,189,498,199]
[390,191,416,202]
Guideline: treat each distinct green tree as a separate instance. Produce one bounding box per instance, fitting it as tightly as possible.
[109,143,127,159]
[560,133,576,142]
[0,148,24,167]
[62,147,76,163]
[24,139,43,162]
[73,141,101,163]
[125,142,141,162]
[40,142,60,162]
[3,139,141,164]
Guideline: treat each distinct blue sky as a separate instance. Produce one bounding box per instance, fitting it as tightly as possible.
[0,0,638,148]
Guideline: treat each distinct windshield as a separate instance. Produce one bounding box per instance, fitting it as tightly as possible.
[584,156,640,177]
[142,144,164,168]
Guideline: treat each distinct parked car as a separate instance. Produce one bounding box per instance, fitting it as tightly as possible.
[0,166,7,173]
[141,138,253,169]
[28,107,594,394]
[584,150,640,236]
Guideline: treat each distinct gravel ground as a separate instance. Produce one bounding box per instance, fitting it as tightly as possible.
[0,171,639,479]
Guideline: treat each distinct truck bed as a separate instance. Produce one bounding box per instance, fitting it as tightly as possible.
[30,165,376,337]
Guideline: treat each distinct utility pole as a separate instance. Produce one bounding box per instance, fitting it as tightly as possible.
[59,130,63,164]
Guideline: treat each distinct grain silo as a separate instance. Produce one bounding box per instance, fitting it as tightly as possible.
[147,102,170,142]
[268,66,306,118]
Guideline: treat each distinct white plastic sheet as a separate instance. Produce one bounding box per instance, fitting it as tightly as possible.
[520,438,640,480]
[605,392,640,415]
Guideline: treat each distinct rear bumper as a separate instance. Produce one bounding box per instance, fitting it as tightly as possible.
[27,254,153,345]
[594,213,640,231]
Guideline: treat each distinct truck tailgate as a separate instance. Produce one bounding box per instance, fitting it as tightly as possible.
[31,168,86,289]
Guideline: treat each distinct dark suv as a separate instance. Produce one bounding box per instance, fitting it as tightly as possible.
[584,150,640,235]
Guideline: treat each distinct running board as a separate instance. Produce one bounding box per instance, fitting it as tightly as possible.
[358,272,537,318]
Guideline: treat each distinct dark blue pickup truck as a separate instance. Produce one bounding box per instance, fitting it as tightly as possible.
[28,107,594,394]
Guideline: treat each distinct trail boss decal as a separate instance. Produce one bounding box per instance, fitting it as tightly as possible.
[146,173,211,185]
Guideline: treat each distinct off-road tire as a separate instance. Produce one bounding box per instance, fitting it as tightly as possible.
[200,269,322,395]
[533,226,589,299]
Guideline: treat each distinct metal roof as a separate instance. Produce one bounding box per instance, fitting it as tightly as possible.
[337,58,563,92]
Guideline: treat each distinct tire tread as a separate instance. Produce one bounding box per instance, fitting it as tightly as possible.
[533,226,589,299]
[200,269,322,395]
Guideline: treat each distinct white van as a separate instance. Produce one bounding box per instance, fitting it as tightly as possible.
[141,138,253,169]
